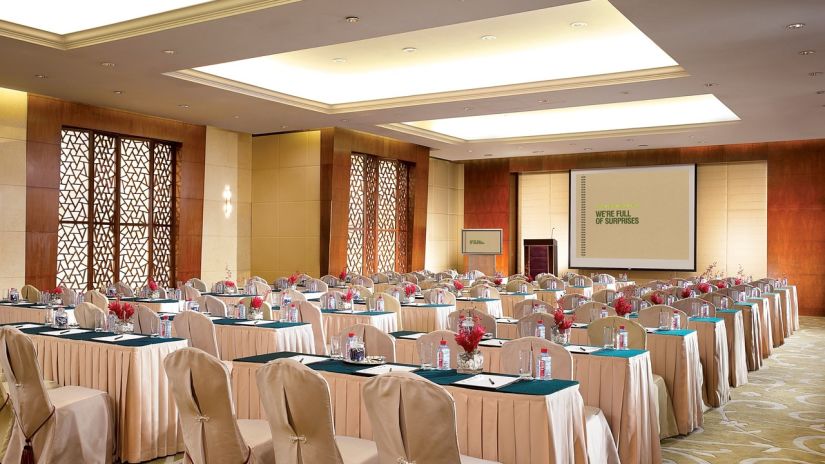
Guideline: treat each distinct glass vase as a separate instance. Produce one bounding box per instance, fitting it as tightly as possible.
[457,349,484,374]
[114,320,134,334]
[554,330,570,345]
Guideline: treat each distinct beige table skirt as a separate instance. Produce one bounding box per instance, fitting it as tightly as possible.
[566,286,594,298]
[30,334,187,463]
[733,302,763,371]
[231,362,589,464]
[787,285,799,331]
[136,300,184,313]
[761,293,785,347]
[615,281,637,290]
[497,321,519,339]
[457,299,503,318]
[716,311,748,387]
[0,304,77,325]
[747,297,773,358]
[322,311,398,343]
[399,304,454,332]
[592,283,617,293]
[500,294,537,318]
[774,288,795,337]
[687,319,730,408]
[536,290,565,306]
[211,323,315,360]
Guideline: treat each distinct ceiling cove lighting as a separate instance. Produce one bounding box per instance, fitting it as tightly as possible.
[177,0,684,113]
[0,1,211,34]
[386,94,739,143]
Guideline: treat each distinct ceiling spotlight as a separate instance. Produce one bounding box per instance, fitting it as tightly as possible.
[810,71,824,76]
[113,90,123,95]
[100,61,116,67]
[467,149,473,153]
[584,147,593,151]
[786,23,805,29]
[402,47,417,53]
[538,99,550,103]
[483,153,493,157]
[233,115,240,119]
[704,83,718,87]
[570,21,588,28]
[638,144,649,147]
[177,104,189,108]
[332,57,347,63]
[163,50,176,55]
[280,125,288,129]
[34,74,47,78]
[480,35,497,40]
[463,107,472,111]
[345,16,360,23]
[799,50,816,55]
[817,90,825,94]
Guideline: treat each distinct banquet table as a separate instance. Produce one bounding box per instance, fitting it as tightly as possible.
[317,309,398,343]
[172,317,315,360]
[570,326,704,436]
[535,289,565,306]
[202,292,257,306]
[456,297,503,318]
[392,333,661,463]
[398,302,455,332]
[785,285,800,331]
[760,292,784,347]
[13,323,186,463]
[686,317,730,408]
[496,319,519,339]
[0,301,77,325]
[231,352,589,464]
[499,292,538,318]
[122,297,184,313]
[566,285,594,298]
[732,302,763,371]
[716,309,749,387]
[592,282,617,293]
[746,296,773,358]
[773,287,797,337]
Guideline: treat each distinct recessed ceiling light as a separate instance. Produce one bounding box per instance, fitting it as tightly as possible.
[233,115,240,119]
[638,144,649,147]
[799,50,816,56]
[620,91,631,95]
[177,104,189,108]
[810,72,824,76]
[532,150,544,154]
[280,125,288,129]
[163,50,176,55]
[538,99,550,103]
[332,57,347,63]
[584,147,592,151]
[483,153,493,157]
[402,47,417,53]
[345,16,360,23]
[786,23,805,29]
[704,83,718,87]
[570,21,588,28]
[34,74,47,78]
[100,62,116,67]
[480,35,497,40]
[467,149,473,153]
[463,107,472,111]
[113,90,123,95]
[340,119,349,122]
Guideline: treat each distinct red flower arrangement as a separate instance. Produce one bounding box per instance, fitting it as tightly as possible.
[455,316,486,353]
[148,279,159,292]
[650,293,664,305]
[525,274,534,283]
[680,288,692,299]
[108,301,135,321]
[614,296,633,317]
[453,280,464,291]
[553,308,574,333]
[339,269,347,281]
[697,282,712,294]
[224,280,236,288]
[493,277,503,286]
[404,284,417,298]
[250,296,263,310]
[734,278,742,286]
[715,281,727,289]
[288,273,299,286]
[51,287,63,295]
[342,288,355,303]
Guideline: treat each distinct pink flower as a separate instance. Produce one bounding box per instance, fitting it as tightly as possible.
[455,317,486,353]
[108,301,134,321]
[680,288,692,299]
[697,283,711,294]
[251,296,263,309]
[453,280,464,291]
[614,297,632,316]
[715,281,727,289]
[650,293,664,305]
[148,279,158,291]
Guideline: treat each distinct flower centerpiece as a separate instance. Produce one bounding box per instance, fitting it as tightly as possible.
[341,288,355,311]
[339,269,348,283]
[553,308,574,344]
[224,280,237,294]
[650,293,664,305]
[715,281,727,289]
[697,282,712,294]
[288,273,299,290]
[680,287,692,299]
[734,278,742,286]
[108,300,135,334]
[50,287,63,305]
[403,283,417,304]
[493,277,503,287]
[250,296,264,320]
[614,296,633,318]
[453,279,464,296]
[147,278,159,298]
[455,315,486,374]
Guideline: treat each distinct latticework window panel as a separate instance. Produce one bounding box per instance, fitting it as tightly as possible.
[56,128,176,291]
[346,153,412,274]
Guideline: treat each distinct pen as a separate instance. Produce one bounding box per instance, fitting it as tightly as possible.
[298,357,304,363]
[488,378,495,385]
[113,335,123,340]
[60,330,71,334]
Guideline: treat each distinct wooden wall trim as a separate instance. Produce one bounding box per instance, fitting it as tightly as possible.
[321,128,430,275]
[462,159,512,274]
[25,94,206,289]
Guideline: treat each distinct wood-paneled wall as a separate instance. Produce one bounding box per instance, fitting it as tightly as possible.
[25,94,206,289]
[462,139,825,316]
[321,128,430,275]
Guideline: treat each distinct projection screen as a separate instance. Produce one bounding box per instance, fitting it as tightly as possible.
[569,164,696,270]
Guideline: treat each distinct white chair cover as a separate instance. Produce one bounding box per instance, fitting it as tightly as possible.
[74,302,105,329]
[183,285,202,301]
[511,299,551,320]
[296,301,327,355]
[638,305,689,329]
[186,278,208,292]
[559,294,589,310]
[113,281,134,297]
[516,312,555,339]
[575,302,614,323]
[672,298,717,317]
[133,305,160,335]
[85,290,108,311]
[173,311,221,358]
[199,294,228,317]
[372,293,403,331]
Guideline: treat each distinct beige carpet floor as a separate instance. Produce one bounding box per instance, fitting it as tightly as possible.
[147,317,825,464]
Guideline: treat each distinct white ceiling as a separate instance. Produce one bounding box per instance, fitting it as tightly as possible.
[0,0,823,161]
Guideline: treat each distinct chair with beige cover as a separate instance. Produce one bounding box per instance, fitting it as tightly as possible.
[133,305,161,335]
[249,280,272,296]
[559,293,589,310]
[304,278,328,293]
[505,278,527,293]
[57,285,77,306]
[672,298,716,317]
[575,301,614,323]
[279,288,306,303]
[164,347,273,464]
[186,278,208,292]
[516,312,555,339]
[0,326,114,464]
[20,284,41,302]
[373,283,392,295]
[500,337,620,463]
[321,275,342,287]
[183,285,202,302]
[199,294,229,317]
[587,317,679,438]
[318,290,344,309]
[84,289,109,311]
[370,293,403,331]
[539,276,565,290]
[351,276,374,289]
[466,269,486,280]
[610,296,649,312]
[469,284,500,299]
[592,289,618,304]
[337,324,396,362]
[363,371,499,464]
[446,309,497,337]
[418,279,436,290]
[402,273,419,284]
[256,360,378,464]
[670,278,691,287]
[74,302,106,329]
[274,277,290,291]
[294,301,327,355]
[240,297,273,321]
[638,305,689,329]
[350,285,372,300]
[173,311,221,358]
[701,291,731,309]
[370,273,389,284]
[415,330,460,367]
[422,288,456,305]
[113,281,134,297]
[511,299,551,320]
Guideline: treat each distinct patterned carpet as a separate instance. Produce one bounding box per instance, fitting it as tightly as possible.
[662,316,825,464]
[148,317,825,464]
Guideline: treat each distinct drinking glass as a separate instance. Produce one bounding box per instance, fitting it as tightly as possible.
[659,312,670,331]
[94,315,104,332]
[519,349,533,379]
[419,342,433,370]
[329,336,342,360]
[602,326,615,349]
[366,297,375,311]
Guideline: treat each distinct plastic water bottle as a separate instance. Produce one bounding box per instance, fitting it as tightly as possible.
[376,294,384,312]
[345,332,357,361]
[701,304,710,317]
[289,302,300,323]
[535,319,546,339]
[436,340,451,370]
[327,294,337,310]
[616,325,629,350]
[599,306,609,319]
[482,287,490,299]
[237,302,247,320]
[536,348,552,380]
[282,291,292,308]
[671,311,681,329]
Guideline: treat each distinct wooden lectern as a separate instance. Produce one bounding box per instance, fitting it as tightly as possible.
[524,239,558,279]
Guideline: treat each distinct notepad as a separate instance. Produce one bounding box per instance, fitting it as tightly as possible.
[454,374,519,389]
[93,334,146,342]
[42,328,89,336]
[12,323,41,330]
[398,333,425,340]
[564,345,601,354]
[356,364,418,376]
[287,355,328,365]
[496,318,518,324]
[571,322,588,328]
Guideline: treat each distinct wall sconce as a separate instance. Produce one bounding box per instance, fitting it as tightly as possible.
[222,185,233,218]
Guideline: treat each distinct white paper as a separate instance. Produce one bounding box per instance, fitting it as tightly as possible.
[496,318,518,324]
[93,334,146,342]
[454,374,519,389]
[42,328,89,336]
[571,322,589,328]
[478,338,506,347]
[565,345,601,354]
[12,323,41,329]
[644,327,660,333]
[206,316,223,321]
[234,320,270,326]
[288,355,328,365]
[356,364,418,376]
[398,332,425,340]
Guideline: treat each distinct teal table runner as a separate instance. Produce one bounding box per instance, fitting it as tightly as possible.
[9,323,185,347]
